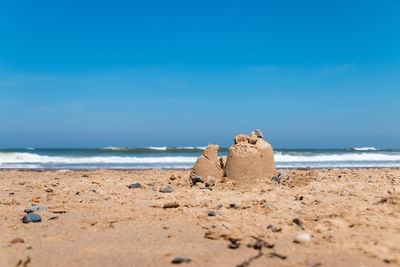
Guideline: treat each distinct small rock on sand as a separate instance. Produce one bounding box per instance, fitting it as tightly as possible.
[22,213,42,224]
[207,211,216,216]
[171,257,191,264]
[163,202,179,209]
[294,232,311,243]
[24,205,47,213]
[10,238,24,244]
[159,185,174,193]
[128,182,141,189]
[190,176,204,186]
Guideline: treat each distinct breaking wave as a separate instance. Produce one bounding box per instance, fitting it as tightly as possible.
[352,147,378,151]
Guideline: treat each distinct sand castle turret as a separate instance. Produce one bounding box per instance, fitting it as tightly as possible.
[190,144,224,179]
[225,130,275,184]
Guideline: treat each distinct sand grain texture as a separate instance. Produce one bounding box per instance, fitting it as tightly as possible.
[1,169,400,267]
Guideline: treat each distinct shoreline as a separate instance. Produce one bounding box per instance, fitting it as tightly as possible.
[1,168,400,266]
[1,167,400,171]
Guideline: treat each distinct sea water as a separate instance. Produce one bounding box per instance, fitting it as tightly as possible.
[0,147,400,169]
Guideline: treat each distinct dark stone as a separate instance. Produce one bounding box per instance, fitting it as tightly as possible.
[216,204,223,209]
[163,202,180,209]
[128,182,141,189]
[22,213,42,224]
[45,188,54,193]
[292,218,303,228]
[24,205,46,214]
[190,176,204,186]
[228,203,240,209]
[271,175,281,184]
[207,211,216,217]
[159,185,174,193]
[171,257,191,264]
[228,239,240,249]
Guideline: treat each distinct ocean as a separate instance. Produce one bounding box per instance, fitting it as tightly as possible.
[1,146,400,169]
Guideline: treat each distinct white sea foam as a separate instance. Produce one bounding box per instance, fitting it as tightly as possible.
[0,152,197,164]
[274,152,400,162]
[352,147,378,151]
[177,146,207,150]
[147,146,168,151]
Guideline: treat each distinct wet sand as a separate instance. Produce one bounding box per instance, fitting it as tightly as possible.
[1,168,400,267]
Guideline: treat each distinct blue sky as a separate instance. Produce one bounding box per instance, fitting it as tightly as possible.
[0,0,399,148]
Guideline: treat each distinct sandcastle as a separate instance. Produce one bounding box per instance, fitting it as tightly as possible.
[190,130,275,185]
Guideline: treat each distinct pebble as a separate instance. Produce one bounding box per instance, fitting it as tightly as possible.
[171,257,191,264]
[294,232,311,243]
[45,188,54,193]
[10,238,25,244]
[169,175,178,181]
[228,239,240,249]
[190,176,204,186]
[22,213,42,224]
[267,224,282,232]
[24,205,47,213]
[163,202,179,209]
[159,185,174,193]
[207,211,217,217]
[292,218,303,228]
[128,182,141,189]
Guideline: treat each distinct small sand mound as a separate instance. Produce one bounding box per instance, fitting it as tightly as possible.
[190,144,224,179]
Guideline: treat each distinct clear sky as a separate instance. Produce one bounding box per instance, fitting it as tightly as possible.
[0,0,399,148]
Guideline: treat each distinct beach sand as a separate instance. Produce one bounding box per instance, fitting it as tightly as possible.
[1,168,400,267]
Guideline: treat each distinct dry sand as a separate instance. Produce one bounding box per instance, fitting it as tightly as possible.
[1,168,400,267]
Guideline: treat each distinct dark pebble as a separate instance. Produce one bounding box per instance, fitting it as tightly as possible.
[190,176,204,186]
[171,257,191,264]
[22,213,42,224]
[163,202,179,209]
[292,218,303,228]
[128,182,141,189]
[228,239,240,249]
[24,205,46,213]
[207,211,217,217]
[45,188,54,193]
[159,185,174,193]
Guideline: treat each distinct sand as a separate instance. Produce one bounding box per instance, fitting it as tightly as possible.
[1,168,400,267]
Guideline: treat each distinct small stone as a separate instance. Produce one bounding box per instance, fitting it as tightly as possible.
[10,238,24,244]
[171,257,191,264]
[253,129,264,138]
[228,239,240,249]
[45,188,54,193]
[305,258,322,267]
[216,204,223,209]
[271,175,281,184]
[24,205,47,213]
[294,232,311,243]
[207,211,217,217]
[267,224,282,232]
[128,182,141,189]
[292,218,303,228]
[22,213,42,224]
[228,203,240,209]
[163,202,180,209]
[159,185,174,193]
[190,176,204,186]
[169,175,178,181]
